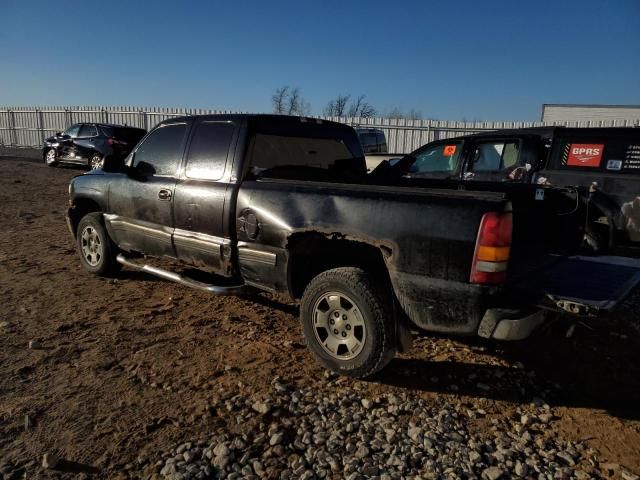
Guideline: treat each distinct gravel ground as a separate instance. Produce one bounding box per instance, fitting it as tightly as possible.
[149,380,597,480]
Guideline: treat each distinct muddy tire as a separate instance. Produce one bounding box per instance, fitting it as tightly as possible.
[76,213,121,276]
[44,148,58,167]
[300,267,396,378]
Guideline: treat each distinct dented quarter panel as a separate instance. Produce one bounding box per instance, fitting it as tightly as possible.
[235,178,508,332]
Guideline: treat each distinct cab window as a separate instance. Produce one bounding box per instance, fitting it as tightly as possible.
[78,124,97,137]
[466,140,522,181]
[185,121,235,180]
[407,142,462,176]
[133,123,188,176]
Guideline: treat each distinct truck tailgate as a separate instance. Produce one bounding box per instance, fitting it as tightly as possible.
[538,256,640,315]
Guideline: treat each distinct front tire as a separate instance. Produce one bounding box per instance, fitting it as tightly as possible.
[76,213,121,276]
[44,148,58,167]
[300,267,397,378]
[89,153,103,170]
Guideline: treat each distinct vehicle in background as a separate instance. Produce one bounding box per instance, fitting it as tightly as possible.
[373,127,640,258]
[66,116,640,378]
[43,123,146,170]
[354,127,401,171]
[355,127,387,153]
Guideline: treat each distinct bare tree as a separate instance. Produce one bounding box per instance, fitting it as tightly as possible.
[272,86,311,115]
[324,94,351,117]
[387,107,404,119]
[347,95,376,118]
[386,107,422,120]
[407,108,422,120]
[286,87,300,115]
[272,86,289,114]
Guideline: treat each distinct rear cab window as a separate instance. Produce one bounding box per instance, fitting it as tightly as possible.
[247,119,366,182]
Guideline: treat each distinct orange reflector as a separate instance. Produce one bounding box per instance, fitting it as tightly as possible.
[476,246,510,262]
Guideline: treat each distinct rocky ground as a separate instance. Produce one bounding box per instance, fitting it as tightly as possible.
[1,152,639,479]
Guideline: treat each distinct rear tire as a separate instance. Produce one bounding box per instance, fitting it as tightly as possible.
[76,213,121,276]
[300,267,396,378]
[44,148,58,167]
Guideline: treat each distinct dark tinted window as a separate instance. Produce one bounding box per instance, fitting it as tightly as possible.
[185,122,235,180]
[134,123,188,176]
[78,124,97,137]
[376,131,388,153]
[99,126,146,145]
[248,121,366,181]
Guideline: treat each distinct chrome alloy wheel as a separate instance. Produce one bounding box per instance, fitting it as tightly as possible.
[90,154,103,170]
[45,148,56,164]
[81,226,103,266]
[312,292,366,360]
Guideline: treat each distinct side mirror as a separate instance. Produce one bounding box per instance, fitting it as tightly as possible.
[60,133,71,140]
[55,131,62,137]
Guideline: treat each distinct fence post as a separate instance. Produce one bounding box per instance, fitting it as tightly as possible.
[102,108,108,123]
[8,110,17,146]
[65,108,72,128]
[38,108,45,144]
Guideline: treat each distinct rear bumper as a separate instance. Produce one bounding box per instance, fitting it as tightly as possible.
[388,269,502,335]
[478,308,546,340]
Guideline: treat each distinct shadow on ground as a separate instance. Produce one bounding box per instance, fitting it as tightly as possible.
[373,320,640,420]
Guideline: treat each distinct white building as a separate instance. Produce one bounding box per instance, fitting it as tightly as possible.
[541,104,640,125]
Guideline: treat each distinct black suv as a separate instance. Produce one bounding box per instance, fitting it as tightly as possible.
[43,123,146,170]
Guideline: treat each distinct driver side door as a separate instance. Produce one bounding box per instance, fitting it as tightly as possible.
[105,121,190,258]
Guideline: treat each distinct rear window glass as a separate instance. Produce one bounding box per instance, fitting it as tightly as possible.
[248,121,366,181]
[554,135,640,173]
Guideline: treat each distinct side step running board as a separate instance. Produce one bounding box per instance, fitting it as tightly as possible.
[116,254,246,295]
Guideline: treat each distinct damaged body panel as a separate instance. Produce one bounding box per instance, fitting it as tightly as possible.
[235,178,508,331]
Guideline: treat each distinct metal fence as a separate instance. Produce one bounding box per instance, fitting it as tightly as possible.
[1,105,638,154]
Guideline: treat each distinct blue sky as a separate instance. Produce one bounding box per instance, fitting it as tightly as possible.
[0,0,638,120]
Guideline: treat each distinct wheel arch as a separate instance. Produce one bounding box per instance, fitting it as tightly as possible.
[69,197,102,238]
[285,232,392,300]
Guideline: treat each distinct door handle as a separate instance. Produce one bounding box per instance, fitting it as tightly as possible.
[158,189,172,201]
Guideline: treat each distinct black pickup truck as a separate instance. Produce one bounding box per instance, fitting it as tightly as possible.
[66,115,640,378]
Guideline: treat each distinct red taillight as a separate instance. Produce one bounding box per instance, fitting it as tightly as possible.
[107,138,126,146]
[470,211,512,285]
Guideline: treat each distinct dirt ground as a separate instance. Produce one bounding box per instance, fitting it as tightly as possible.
[1,154,639,479]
